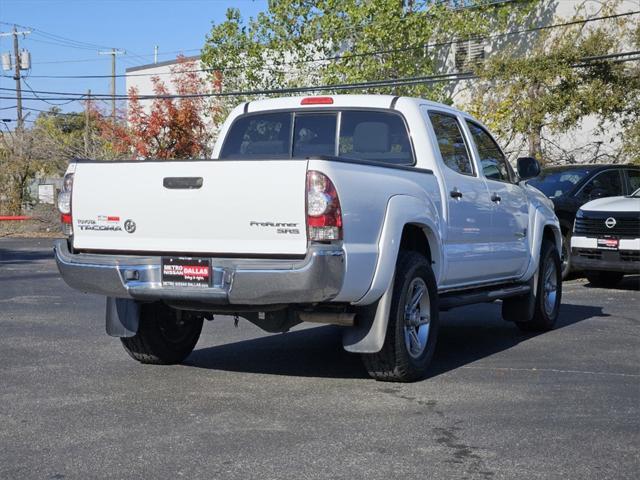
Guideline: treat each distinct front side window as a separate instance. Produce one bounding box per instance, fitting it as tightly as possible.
[579,170,623,199]
[428,112,474,176]
[466,121,511,182]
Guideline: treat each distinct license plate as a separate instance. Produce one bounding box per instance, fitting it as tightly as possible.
[162,257,211,288]
[597,238,619,250]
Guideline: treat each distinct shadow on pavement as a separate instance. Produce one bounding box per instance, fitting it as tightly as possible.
[186,302,607,380]
[584,275,639,292]
[426,303,609,379]
[0,249,54,265]
[186,325,369,379]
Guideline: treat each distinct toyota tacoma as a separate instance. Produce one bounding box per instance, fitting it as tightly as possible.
[55,95,562,382]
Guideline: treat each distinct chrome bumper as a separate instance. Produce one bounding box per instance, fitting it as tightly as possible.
[54,240,345,306]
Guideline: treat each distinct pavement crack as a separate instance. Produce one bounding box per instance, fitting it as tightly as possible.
[434,423,494,479]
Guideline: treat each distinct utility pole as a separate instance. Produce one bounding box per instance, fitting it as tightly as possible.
[98,48,125,124]
[84,89,91,157]
[0,26,31,131]
[154,45,158,64]
[12,27,23,130]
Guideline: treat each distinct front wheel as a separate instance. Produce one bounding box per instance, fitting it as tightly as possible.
[361,251,439,382]
[515,239,562,332]
[121,302,203,365]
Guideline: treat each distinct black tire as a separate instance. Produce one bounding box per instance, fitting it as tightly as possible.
[514,239,562,332]
[361,251,439,382]
[120,302,203,365]
[585,271,624,287]
[561,231,572,280]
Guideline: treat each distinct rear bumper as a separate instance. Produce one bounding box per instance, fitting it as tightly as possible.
[54,240,345,306]
[571,247,640,273]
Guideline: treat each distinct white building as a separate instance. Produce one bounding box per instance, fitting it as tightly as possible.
[125,55,211,111]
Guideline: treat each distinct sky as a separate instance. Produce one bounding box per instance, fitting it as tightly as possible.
[0,0,268,124]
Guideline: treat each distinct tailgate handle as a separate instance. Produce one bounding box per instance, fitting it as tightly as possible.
[163,177,203,189]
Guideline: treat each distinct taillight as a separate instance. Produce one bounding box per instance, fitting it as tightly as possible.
[306,170,342,241]
[57,173,74,236]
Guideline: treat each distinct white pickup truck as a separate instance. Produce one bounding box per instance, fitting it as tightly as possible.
[55,95,562,382]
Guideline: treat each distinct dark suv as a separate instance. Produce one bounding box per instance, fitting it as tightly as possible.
[527,164,640,278]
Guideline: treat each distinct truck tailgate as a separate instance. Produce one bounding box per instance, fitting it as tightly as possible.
[71,160,308,256]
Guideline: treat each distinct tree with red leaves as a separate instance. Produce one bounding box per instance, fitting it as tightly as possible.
[96,55,214,159]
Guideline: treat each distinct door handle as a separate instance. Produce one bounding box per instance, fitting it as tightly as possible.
[163,177,204,189]
[491,193,501,203]
[450,189,463,199]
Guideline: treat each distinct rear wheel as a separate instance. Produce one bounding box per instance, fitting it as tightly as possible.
[514,239,562,332]
[585,271,624,287]
[361,251,439,382]
[121,302,203,365]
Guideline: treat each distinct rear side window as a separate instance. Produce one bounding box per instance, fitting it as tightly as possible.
[220,112,291,159]
[339,111,413,165]
[428,112,474,175]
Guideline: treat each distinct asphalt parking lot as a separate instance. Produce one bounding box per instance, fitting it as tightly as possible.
[1,238,638,480]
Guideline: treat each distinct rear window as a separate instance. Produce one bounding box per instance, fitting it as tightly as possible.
[219,109,413,165]
[219,112,291,159]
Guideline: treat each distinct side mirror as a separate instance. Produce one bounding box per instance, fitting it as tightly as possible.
[517,157,541,180]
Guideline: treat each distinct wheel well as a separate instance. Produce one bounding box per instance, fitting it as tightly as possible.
[543,226,561,253]
[399,224,432,265]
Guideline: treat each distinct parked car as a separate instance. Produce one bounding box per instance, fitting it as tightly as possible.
[571,188,640,287]
[54,95,562,382]
[527,164,640,278]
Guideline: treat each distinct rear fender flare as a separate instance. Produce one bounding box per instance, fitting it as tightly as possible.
[343,195,441,353]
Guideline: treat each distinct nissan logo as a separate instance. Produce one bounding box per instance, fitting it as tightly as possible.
[605,217,617,229]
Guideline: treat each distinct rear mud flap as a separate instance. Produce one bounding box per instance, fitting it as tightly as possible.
[342,278,395,353]
[106,297,139,337]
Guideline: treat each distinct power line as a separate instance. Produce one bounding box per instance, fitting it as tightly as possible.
[29,49,201,65]
[4,10,638,80]
[0,20,118,51]
[20,79,83,105]
[4,49,638,101]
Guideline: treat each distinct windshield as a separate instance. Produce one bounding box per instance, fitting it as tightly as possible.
[631,188,640,198]
[219,109,414,165]
[527,168,591,198]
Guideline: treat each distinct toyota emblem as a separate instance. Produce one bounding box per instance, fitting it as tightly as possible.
[124,219,137,233]
[604,217,616,229]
